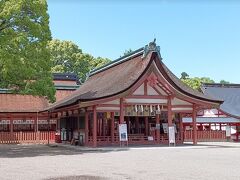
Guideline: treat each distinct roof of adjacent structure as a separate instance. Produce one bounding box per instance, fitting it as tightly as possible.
[0,94,48,112]
[46,41,222,111]
[53,73,79,81]
[202,83,240,118]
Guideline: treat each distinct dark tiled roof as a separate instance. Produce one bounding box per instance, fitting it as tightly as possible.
[202,83,240,118]
[53,73,80,84]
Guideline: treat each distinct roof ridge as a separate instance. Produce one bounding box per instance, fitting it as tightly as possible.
[202,83,240,88]
[89,47,144,76]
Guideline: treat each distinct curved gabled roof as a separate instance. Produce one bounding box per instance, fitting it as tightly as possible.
[46,42,223,111]
[202,83,240,118]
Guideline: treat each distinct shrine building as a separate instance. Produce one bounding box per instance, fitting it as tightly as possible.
[46,40,223,147]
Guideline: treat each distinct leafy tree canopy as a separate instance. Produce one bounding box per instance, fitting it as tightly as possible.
[181,77,215,91]
[48,39,111,83]
[220,80,230,84]
[180,72,231,91]
[0,0,55,102]
[121,49,133,57]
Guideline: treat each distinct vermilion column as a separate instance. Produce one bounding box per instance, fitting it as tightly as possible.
[167,97,173,127]
[120,98,124,124]
[179,113,183,141]
[168,97,173,144]
[192,104,197,145]
[10,117,13,134]
[156,114,160,143]
[85,111,89,146]
[136,116,140,134]
[111,112,115,143]
[145,117,148,136]
[93,106,97,147]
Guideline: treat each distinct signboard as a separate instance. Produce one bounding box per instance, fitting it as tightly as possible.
[119,124,128,142]
[148,136,154,141]
[226,125,231,137]
[13,120,34,124]
[168,126,175,144]
[155,123,161,130]
[162,123,168,133]
[0,120,10,125]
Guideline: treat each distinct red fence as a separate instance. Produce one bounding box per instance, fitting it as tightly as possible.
[88,134,183,146]
[0,131,55,144]
[184,130,226,142]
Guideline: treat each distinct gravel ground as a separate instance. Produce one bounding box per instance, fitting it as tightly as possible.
[0,142,240,180]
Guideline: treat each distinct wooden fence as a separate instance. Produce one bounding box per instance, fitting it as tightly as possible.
[184,130,226,142]
[0,131,55,144]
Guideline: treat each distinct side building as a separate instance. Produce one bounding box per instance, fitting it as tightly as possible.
[183,83,240,142]
[0,73,79,143]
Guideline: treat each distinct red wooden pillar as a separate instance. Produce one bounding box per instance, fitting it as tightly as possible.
[85,111,89,146]
[179,113,183,141]
[192,104,197,145]
[111,112,115,143]
[10,117,13,138]
[156,114,160,143]
[34,116,37,132]
[219,123,222,131]
[145,117,148,136]
[167,97,173,127]
[136,116,140,134]
[93,106,97,147]
[120,98,124,124]
[167,98,173,145]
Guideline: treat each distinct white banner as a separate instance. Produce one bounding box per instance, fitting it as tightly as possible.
[226,126,231,137]
[119,124,128,142]
[169,126,175,144]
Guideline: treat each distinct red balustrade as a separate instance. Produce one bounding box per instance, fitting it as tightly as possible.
[184,130,226,142]
[0,131,55,144]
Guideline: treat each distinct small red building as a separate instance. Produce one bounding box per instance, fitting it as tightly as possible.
[0,73,79,144]
[183,83,240,142]
[46,40,223,147]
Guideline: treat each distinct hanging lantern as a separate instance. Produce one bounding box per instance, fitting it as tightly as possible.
[156,104,161,114]
[135,105,138,112]
[150,105,153,113]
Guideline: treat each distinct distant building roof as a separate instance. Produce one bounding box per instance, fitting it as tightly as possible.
[0,94,48,113]
[202,83,240,118]
[53,73,80,84]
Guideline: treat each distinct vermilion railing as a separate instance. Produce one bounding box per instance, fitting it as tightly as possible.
[0,131,55,144]
[184,130,226,142]
[88,134,183,146]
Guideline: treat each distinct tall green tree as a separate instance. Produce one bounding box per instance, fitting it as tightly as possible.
[220,80,230,84]
[0,0,55,102]
[180,72,189,80]
[48,39,111,82]
[180,72,215,91]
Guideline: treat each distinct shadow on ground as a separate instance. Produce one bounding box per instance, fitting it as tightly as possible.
[44,175,108,180]
[0,144,129,158]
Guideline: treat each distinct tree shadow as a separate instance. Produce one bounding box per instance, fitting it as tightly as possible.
[0,144,129,158]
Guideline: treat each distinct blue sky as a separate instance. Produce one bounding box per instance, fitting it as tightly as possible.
[48,1,240,83]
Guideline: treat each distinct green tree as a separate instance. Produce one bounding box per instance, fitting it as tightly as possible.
[121,49,133,57]
[180,72,189,80]
[0,0,55,102]
[220,80,230,84]
[181,77,215,91]
[48,39,111,82]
